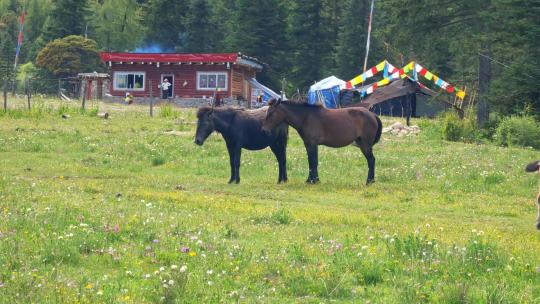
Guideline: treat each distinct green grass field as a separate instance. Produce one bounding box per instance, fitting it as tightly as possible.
[0,99,539,303]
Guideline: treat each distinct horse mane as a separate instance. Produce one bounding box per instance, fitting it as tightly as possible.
[268,98,322,108]
[197,106,245,118]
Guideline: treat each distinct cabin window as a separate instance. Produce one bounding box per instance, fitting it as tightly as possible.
[197,72,227,90]
[114,72,145,91]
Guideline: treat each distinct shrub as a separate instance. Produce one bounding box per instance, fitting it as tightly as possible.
[57,103,70,115]
[441,111,478,143]
[151,155,166,166]
[270,208,292,225]
[478,112,502,140]
[86,107,99,117]
[494,115,540,149]
[159,103,177,118]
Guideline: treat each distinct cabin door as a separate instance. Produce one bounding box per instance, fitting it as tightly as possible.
[243,79,250,101]
[161,74,174,98]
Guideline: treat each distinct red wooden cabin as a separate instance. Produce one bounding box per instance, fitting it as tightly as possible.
[99,52,263,100]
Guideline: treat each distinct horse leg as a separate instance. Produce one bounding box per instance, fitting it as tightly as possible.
[270,143,287,183]
[232,146,242,184]
[225,142,235,184]
[305,144,320,184]
[356,139,376,185]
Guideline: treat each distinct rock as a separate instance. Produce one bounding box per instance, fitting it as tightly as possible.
[164,130,191,137]
[384,122,422,137]
[98,112,109,119]
[391,122,404,130]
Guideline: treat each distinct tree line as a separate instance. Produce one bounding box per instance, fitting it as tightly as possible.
[0,0,538,116]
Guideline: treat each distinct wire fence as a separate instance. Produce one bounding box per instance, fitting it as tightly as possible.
[1,75,94,112]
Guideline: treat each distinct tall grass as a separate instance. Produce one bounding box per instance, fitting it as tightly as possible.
[0,101,538,302]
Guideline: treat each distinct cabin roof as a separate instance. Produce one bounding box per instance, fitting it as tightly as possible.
[99,52,263,70]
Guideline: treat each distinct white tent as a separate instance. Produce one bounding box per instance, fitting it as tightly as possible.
[308,76,346,108]
[309,76,346,92]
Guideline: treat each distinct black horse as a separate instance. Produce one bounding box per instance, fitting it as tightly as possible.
[195,106,289,184]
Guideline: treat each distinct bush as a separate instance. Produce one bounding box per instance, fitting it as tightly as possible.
[476,112,502,140]
[159,103,177,118]
[441,111,478,143]
[151,155,166,166]
[495,115,540,149]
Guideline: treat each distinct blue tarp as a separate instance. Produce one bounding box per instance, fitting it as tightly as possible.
[307,76,346,108]
[249,78,280,104]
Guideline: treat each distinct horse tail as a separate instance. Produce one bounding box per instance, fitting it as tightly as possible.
[373,115,383,145]
[525,160,540,172]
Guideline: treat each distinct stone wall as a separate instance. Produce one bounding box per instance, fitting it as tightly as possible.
[103,96,249,108]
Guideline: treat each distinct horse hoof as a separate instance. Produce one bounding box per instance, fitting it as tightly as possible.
[537,222,540,230]
[228,180,234,184]
[366,179,375,186]
[306,178,320,184]
[235,180,240,184]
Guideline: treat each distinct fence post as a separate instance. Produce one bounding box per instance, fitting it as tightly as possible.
[26,78,31,110]
[58,79,61,99]
[81,80,86,110]
[11,77,17,97]
[3,79,7,112]
[149,79,153,117]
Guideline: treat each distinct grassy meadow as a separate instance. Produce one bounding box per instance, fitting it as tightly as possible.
[0,98,539,303]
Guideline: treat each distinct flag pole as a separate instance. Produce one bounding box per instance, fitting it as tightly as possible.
[12,1,27,95]
[13,1,28,72]
[362,0,375,73]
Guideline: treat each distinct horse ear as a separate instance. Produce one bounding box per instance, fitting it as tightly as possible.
[269,98,281,106]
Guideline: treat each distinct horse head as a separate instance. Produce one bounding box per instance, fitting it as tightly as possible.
[194,106,215,145]
[262,98,284,134]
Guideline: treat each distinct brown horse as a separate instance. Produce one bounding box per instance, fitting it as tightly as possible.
[262,99,382,185]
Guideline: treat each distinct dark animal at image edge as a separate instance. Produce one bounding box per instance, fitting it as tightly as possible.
[525,160,540,230]
[195,106,289,184]
[262,98,382,185]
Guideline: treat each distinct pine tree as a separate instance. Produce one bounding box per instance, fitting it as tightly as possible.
[335,0,368,79]
[230,0,288,89]
[25,0,51,60]
[143,0,189,51]
[0,2,18,79]
[184,0,214,52]
[287,0,326,90]
[320,0,342,74]
[89,0,145,52]
[208,0,236,51]
[39,0,89,43]
[488,0,540,114]
[0,0,17,12]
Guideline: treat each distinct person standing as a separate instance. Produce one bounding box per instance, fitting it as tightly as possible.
[214,89,222,107]
[159,78,171,99]
[124,92,134,105]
